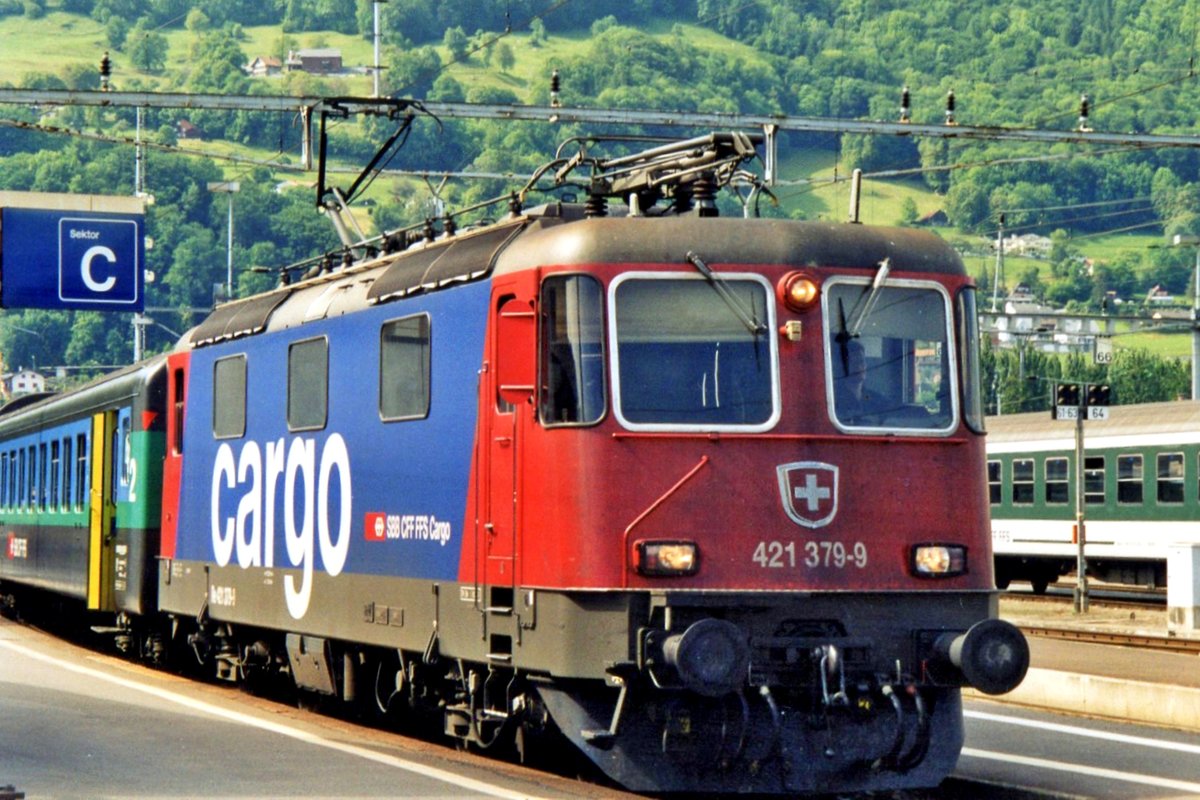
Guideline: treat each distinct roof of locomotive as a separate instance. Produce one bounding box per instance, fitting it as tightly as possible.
[986,400,1200,451]
[493,213,965,277]
[186,204,965,350]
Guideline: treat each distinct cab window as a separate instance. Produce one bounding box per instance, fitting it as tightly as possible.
[825,279,956,433]
[609,273,777,431]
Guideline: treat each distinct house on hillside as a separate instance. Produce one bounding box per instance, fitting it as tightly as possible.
[9,369,45,396]
[246,56,283,77]
[1147,284,1174,304]
[997,233,1052,257]
[176,120,203,140]
[916,209,948,226]
[286,49,343,75]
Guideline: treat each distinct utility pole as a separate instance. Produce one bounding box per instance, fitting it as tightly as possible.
[1171,234,1200,400]
[991,214,1005,312]
[372,0,386,98]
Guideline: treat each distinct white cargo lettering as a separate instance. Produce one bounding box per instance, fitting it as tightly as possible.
[211,433,352,619]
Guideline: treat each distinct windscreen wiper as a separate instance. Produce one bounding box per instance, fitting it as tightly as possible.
[844,257,892,338]
[686,251,768,336]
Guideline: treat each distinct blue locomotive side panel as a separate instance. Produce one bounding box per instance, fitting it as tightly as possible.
[172,282,490,620]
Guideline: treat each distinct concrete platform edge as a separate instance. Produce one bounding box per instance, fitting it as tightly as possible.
[969,667,1200,732]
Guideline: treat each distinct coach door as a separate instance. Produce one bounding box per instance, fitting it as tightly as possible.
[86,409,118,611]
[484,291,536,590]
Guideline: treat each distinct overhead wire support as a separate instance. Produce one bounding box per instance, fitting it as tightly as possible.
[11,89,1200,151]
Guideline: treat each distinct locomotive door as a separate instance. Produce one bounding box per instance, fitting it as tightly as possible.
[484,290,536,588]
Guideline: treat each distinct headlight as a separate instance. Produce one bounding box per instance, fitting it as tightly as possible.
[634,540,699,576]
[777,271,820,312]
[911,544,967,578]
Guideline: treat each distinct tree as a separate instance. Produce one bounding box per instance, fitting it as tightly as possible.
[128,23,170,73]
[185,7,209,30]
[443,26,469,61]
[529,17,545,46]
[185,26,249,94]
[105,14,129,47]
[496,41,515,73]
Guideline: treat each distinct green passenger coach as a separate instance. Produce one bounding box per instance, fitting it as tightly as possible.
[987,401,1200,592]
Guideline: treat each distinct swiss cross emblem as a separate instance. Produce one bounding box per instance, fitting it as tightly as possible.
[777,462,839,528]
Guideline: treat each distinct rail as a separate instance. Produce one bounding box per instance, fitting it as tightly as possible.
[1021,625,1200,655]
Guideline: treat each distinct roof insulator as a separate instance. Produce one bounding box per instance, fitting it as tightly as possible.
[550,68,561,109]
[899,85,911,123]
[99,51,112,92]
[944,89,957,126]
[1077,93,1092,132]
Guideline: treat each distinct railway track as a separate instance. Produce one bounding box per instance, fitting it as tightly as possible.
[1020,624,1200,655]
[1002,582,1200,654]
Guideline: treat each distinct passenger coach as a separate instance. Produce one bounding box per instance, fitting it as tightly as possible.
[988,400,1200,591]
[0,357,166,636]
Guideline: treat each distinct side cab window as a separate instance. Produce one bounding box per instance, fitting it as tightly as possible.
[540,275,606,425]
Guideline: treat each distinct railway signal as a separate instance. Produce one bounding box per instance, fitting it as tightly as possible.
[1051,379,1112,613]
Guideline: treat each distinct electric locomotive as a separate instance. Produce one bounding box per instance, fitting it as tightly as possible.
[0,133,1028,795]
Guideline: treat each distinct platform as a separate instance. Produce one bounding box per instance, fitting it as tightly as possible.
[983,596,1200,731]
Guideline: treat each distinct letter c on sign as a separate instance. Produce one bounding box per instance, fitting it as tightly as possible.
[81,245,118,292]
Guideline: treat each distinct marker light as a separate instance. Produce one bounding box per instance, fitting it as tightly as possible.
[911,544,967,578]
[778,271,819,312]
[635,540,699,576]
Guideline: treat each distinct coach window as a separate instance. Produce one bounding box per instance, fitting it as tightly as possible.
[49,440,60,511]
[1011,458,1034,504]
[379,315,431,421]
[1157,452,1184,504]
[1,452,7,509]
[987,460,1002,505]
[1084,456,1105,504]
[62,438,72,512]
[1117,454,1143,504]
[17,448,25,511]
[37,443,46,511]
[213,355,247,438]
[75,433,88,510]
[1045,457,1069,505]
[118,414,131,492]
[541,275,605,425]
[288,337,328,431]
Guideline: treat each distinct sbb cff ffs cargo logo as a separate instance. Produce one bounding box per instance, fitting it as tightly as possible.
[0,206,144,311]
[777,461,839,528]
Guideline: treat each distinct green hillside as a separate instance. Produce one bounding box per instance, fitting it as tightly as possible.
[0,0,1198,384]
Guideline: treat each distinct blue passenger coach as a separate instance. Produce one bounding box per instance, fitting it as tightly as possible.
[0,357,166,624]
